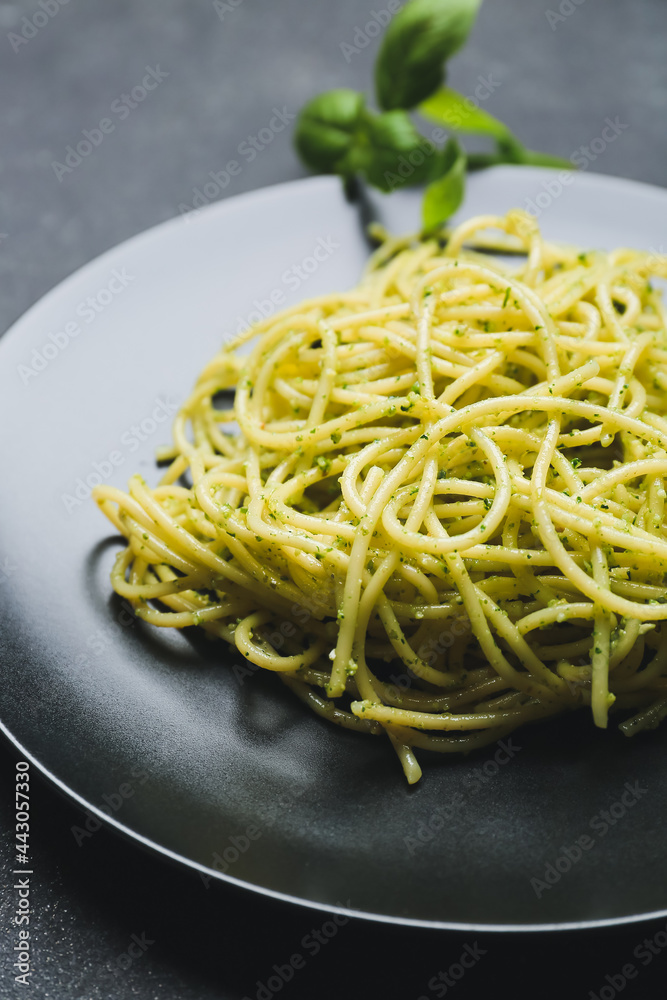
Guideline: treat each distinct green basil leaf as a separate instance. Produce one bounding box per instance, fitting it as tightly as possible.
[357,110,438,192]
[419,86,509,140]
[294,89,365,173]
[375,0,483,111]
[422,91,573,170]
[422,137,466,231]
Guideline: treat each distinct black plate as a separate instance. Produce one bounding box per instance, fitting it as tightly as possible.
[2,170,667,930]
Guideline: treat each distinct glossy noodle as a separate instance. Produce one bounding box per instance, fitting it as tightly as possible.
[94,209,667,783]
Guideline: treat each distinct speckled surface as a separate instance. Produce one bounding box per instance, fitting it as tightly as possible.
[1,0,667,996]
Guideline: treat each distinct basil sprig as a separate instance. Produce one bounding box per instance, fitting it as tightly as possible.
[294,0,569,231]
[420,86,571,169]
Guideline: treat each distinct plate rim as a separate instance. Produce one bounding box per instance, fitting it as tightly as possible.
[5,164,667,346]
[4,716,667,934]
[3,165,667,932]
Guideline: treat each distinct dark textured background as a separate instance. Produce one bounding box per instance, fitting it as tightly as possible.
[1,0,667,996]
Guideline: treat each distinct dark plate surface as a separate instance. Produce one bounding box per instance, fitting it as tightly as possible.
[1,169,667,931]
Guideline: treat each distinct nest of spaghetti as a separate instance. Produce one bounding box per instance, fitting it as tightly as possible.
[95,209,667,783]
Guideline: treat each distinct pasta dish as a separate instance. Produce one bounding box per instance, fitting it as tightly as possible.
[94,209,667,783]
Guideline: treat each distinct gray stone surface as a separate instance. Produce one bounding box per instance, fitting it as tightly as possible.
[1,2,667,997]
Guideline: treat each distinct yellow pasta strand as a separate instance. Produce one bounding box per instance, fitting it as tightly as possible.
[93,210,667,783]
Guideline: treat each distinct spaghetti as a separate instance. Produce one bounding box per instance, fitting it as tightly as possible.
[94,209,667,783]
